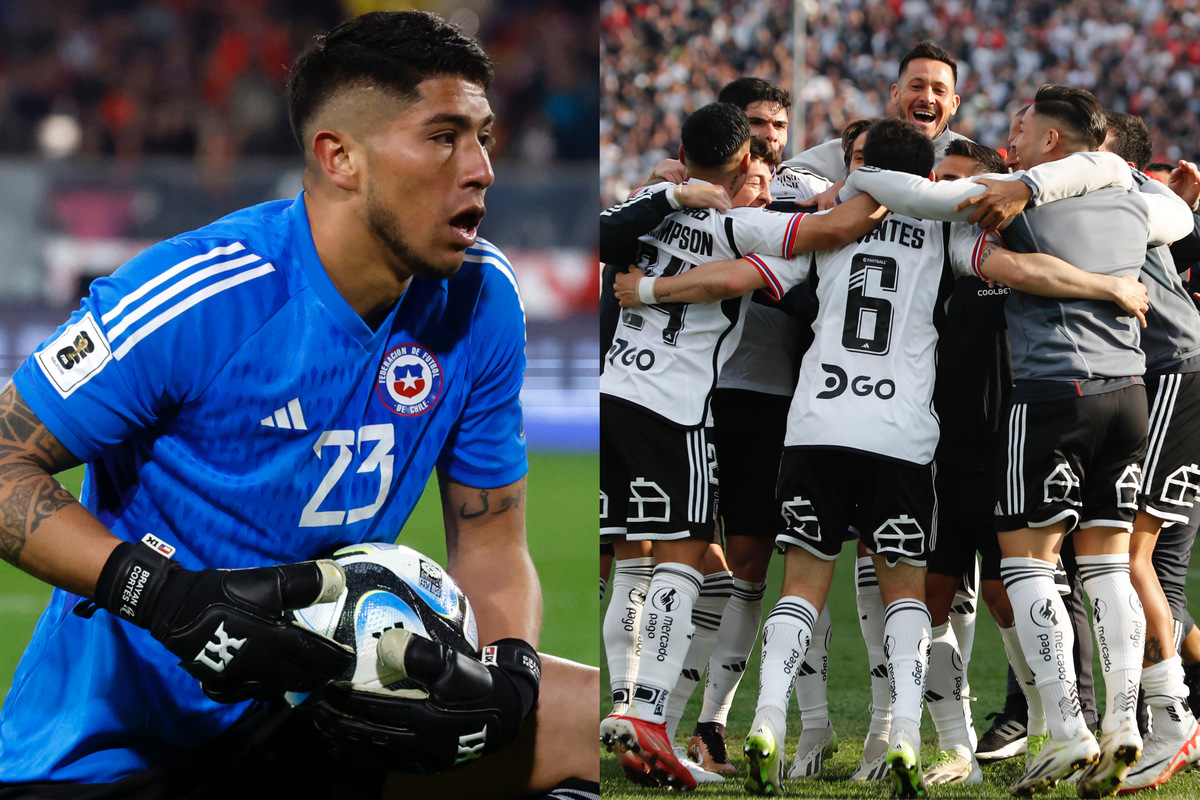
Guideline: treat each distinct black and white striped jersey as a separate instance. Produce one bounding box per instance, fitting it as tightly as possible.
[599,179,807,428]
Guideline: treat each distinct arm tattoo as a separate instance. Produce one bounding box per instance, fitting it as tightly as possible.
[1145,636,1165,665]
[457,488,523,520]
[977,243,997,270]
[0,383,81,566]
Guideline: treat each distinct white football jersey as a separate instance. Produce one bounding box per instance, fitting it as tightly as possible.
[600,180,807,428]
[753,213,987,464]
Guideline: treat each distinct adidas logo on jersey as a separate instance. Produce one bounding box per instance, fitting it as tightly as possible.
[260,398,307,430]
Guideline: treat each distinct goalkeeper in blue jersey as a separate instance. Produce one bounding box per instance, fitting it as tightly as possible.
[0,11,597,800]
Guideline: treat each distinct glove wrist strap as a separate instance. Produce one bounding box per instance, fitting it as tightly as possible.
[91,541,175,629]
[482,638,541,717]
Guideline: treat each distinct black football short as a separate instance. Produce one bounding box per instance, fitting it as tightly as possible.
[775,448,935,567]
[600,398,719,542]
[1141,371,1200,524]
[928,468,1001,581]
[994,386,1147,533]
[711,388,789,537]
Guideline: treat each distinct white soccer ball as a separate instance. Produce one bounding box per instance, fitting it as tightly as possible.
[291,542,479,696]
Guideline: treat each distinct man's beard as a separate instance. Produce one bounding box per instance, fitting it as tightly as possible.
[365,185,462,281]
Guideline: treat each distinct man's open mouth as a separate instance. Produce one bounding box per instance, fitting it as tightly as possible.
[450,208,485,234]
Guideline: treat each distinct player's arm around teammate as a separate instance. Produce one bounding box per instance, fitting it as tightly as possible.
[613,192,886,306]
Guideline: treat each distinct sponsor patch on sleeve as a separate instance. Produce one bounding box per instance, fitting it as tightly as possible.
[34,312,113,398]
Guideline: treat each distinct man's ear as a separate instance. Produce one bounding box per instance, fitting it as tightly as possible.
[312,128,362,192]
[678,145,688,168]
[740,151,751,174]
[1044,127,1061,154]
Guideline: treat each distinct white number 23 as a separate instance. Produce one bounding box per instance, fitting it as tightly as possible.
[299,424,394,527]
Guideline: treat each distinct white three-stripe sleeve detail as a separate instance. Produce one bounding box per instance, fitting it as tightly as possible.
[468,248,525,319]
[113,264,275,360]
[100,242,246,326]
[106,253,263,340]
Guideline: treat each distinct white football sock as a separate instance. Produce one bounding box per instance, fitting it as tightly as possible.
[795,604,832,730]
[1143,656,1196,737]
[665,569,732,739]
[856,556,891,737]
[951,558,979,670]
[926,621,972,751]
[698,577,766,726]
[951,560,980,750]
[631,562,701,724]
[600,575,608,601]
[1077,553,1144,734]
[1000,624,1047,736]
[756,595,818,723]
[1002,556,1082,739]
[603,556,651,713]
[883,597,932,732]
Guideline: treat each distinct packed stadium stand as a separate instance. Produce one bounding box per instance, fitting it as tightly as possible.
[601,0,1200,207]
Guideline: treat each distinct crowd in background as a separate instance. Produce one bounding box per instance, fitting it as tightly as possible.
[601,0,1200,206]
[0,0,597,165]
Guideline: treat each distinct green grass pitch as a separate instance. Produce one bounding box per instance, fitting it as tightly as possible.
[0,451,598,707]
[601,541,1200,798]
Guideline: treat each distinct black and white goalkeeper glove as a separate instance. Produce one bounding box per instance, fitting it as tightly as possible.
[312,629,541,774]
[78,541,354,704]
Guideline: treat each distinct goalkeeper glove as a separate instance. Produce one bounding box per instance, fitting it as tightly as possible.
[312,629,541,774]
[78,541,354,704]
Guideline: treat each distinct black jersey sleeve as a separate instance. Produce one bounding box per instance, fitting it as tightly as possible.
[1167,211,1200,272]
[599,186,675,265]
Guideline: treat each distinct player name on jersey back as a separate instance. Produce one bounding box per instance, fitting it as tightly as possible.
[776,212,983,465]
[600,202,804,428]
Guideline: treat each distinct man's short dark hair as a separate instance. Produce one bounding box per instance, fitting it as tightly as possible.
[1031,84,1107,150]
[898,42,958,88]
[841,118,878,169]
[1104,110,1153,171]
[286,11,494,150]
[944,138,1008,175]
[749,135,782,170]
[718,78,791,112]
[862,118,936,177]
[680,103,751,168]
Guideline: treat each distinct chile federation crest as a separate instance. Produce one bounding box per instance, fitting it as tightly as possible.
[377,344,443,416]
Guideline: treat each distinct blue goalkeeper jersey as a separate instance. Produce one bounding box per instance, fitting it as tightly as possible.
[0,193,527,782]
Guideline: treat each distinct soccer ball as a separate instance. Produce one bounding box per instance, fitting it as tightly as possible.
[291,542,479,695]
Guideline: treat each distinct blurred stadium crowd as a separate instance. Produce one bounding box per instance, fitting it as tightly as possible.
[0,0,597,165]
[601,0,1200,206]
